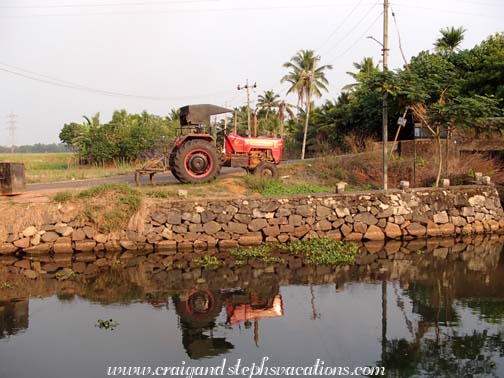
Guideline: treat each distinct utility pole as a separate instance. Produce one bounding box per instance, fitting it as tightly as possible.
[382,0,389,190]
[6,112,18,154]
[237,80,256,135]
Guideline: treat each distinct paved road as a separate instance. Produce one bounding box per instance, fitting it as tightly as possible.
[27,167,245,191]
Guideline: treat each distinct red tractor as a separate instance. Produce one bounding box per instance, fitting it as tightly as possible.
[135,104,283,185]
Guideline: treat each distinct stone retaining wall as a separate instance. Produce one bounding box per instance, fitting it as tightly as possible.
[1,185,503,260]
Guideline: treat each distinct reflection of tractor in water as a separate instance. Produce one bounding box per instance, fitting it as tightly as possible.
[135,104,283,184]
[172,285,283,359]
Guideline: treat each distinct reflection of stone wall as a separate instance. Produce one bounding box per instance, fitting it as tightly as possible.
[0,185,503,279]
[1,236,503,301]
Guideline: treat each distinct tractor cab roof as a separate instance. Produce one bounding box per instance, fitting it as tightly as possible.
[179,104,233,126]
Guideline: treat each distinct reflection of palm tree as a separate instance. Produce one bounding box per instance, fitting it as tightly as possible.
[434,26,466,55]
[281,49,332,160]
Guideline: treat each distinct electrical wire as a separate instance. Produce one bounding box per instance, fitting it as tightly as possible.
[322,2,381,57]
[0,0,218,9]
[390,5,408,67]
[316,0,366,53]
[0,2,378,18]
[329,11,383,61]
[0,63,232,101]
[390,2,502,18]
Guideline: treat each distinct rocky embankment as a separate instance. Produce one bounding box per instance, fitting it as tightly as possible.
[0,185,503,279]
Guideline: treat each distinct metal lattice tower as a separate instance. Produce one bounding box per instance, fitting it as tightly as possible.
[6,112,18,154]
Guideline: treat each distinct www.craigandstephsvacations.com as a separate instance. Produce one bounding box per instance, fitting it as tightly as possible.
[106,357,386,377]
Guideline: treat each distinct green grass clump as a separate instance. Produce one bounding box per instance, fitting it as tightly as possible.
[286,239,359,265]
[193,255,221,269]
[53,191,73,203]
[144,190,175,198]
[245,176,332,196]
[78,184,142,232]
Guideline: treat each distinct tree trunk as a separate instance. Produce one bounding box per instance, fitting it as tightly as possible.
[435,129,442,187]
[301,92,311,160]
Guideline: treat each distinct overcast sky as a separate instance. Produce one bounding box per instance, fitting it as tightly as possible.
[0,0,503,145]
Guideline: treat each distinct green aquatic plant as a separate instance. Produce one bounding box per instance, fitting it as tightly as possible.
[95,319,119,330]
[230,245,272,260]
[193,255,221,269]
[230,245,286,265]
[285,238,359,265]
[0,282,14,289]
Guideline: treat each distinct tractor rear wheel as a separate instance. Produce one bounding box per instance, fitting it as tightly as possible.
[253,161,279,179]
[172,139,221,183]
[169,147,182,181]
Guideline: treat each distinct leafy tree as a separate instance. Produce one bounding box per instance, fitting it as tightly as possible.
[281,49,332,159]
[390,51,501,186]
[59,110,177,165]
[455,32,504,107]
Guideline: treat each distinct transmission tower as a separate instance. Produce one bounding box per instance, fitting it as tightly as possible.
[6,112,18,154]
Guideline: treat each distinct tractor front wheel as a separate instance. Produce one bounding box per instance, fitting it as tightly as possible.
[172,140,221,183]
[253,161,279,179]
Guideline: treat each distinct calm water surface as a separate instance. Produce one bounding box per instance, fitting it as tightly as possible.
[2,240,504,378]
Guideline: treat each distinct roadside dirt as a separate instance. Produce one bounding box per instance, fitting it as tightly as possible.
[1,169,250,205]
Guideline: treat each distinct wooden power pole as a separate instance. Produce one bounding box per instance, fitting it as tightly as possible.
[382,0,389,190]
[237,80,257,135]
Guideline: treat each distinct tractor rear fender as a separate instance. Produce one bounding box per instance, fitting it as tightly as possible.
[174,134,215,148]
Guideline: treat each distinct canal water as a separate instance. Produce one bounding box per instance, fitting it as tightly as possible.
[1,239,504,378]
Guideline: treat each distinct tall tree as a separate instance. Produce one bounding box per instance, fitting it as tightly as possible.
[343,57,380,91]
[281,49,332,159]
[434,26,466,55]
[256,90,281,120]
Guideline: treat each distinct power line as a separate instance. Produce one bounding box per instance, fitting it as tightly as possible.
[316,0,367,53]
[323,2,381,57]
[390,3,502,18]
[0,0,217,9]
[390,5,408,67]
[0,2,379,18]
[328,11,383,61]
[0,63,232,101]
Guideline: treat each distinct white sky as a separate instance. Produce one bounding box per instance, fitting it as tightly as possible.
[0,0,503,145]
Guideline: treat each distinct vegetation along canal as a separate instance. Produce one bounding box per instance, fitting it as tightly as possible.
[1,236,504,377]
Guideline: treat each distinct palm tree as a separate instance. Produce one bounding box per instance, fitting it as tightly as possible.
[256,90,281,120]
[434,26,466,55]
[281,50,332,160]
[343,57,379,91]
[167,108,180,122]
[277,100,297,139]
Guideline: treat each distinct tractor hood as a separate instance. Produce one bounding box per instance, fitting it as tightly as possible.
[179,104,233,126]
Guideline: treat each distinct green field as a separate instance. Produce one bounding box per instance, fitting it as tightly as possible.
[0,153,135,184]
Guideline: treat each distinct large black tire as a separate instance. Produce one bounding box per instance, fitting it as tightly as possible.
[172,139,221,184]
[169,147,182,181]
[253,161,279,179]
